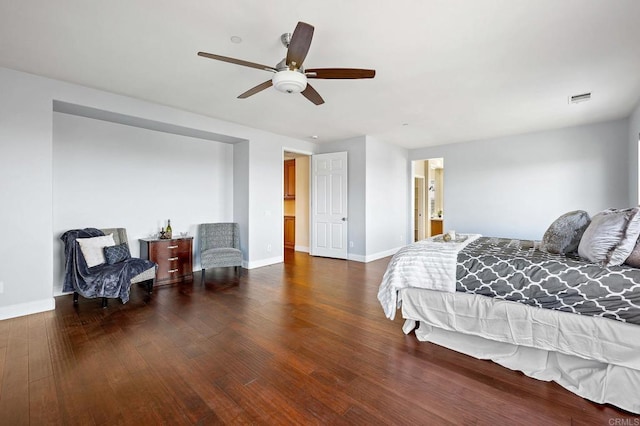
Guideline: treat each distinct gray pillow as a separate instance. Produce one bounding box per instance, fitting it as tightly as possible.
[625,241,640,268]
[540,210,590,254]
[578,208,640,266]
[104,243,131,265]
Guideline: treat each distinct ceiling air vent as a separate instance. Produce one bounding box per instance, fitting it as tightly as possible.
[569,92,591,104]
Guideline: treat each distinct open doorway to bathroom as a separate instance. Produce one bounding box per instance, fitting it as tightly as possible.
[412,158,444,241]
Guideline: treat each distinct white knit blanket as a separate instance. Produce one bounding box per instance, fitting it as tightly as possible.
[377,234,481,320]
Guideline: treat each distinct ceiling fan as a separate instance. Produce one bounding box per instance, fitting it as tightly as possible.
[197,21,375,105]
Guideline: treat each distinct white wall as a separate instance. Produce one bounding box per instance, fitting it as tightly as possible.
[410,119,630,240]
[52,112,234,294]
[0,66,316,319]
[246,138,286,266]
[0,68,55,319]
[628,99,640,205]
[242,139,317,269]
[233,141,250,263]
[365,136,409,259]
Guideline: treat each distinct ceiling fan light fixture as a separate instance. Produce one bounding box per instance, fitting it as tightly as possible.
[198,21,375,105]
[272,70,307,94]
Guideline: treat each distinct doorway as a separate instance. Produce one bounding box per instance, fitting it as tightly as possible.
[412,157,444,240]
[283,151,311,255]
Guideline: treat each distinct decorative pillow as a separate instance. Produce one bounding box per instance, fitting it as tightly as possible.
[540,210,590,254]
[104,243,131,265]
[625,240,640,268]
[76,234,115,268]
[577,208,640,266]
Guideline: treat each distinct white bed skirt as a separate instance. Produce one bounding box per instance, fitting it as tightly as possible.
[400,288,640,414]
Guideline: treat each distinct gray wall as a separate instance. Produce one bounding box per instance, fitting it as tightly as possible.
[410,119,630,240]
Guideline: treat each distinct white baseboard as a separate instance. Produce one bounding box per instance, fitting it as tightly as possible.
[0,297,56,321]
[348,253,367,262]
[245,256,283,269]
[294,245,309,253]
[348,246,402,263]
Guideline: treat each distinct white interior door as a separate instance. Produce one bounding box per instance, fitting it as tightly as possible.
[310,152,348,259]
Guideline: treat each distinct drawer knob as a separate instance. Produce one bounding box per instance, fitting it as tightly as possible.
[168,257,179,261]
[168,269,179,273]
[167,245,179,249]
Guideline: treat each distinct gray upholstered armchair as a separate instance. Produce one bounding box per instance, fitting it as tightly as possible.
[199,223,243,278]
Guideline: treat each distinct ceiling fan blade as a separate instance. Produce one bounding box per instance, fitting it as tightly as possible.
[286,22,314,69]
[238,80,273,99]
[306,68,376,79]
[301,84,324,105]
[197,52,276,72]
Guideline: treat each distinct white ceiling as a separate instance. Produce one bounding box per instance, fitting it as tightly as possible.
[1,0,639,149]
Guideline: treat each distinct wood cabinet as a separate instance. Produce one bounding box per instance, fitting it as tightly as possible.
[430,220,443,236]
[140,237,193,285]
[284,216,295,249]
[284,159,296,199]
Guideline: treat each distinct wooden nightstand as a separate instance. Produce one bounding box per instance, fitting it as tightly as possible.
[139,237,193,285]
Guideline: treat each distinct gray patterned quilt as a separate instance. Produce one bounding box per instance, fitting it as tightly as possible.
[457,237,640,325]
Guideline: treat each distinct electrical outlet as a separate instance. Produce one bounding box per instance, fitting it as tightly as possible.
[267,244,272,253]
[349,241,354,248]
[400,234,404,242]
[0,281,4,294]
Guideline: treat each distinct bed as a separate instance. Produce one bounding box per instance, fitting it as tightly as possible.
[378,223,640,414]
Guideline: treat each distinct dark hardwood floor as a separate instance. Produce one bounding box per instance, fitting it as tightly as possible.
[1,250,638,425]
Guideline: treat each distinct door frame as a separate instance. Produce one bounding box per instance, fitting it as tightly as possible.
[414,176,425,241]
[282,148,313,256]
[412,158,444,240]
